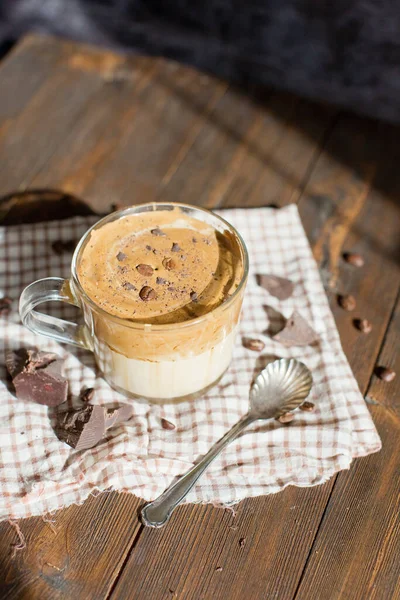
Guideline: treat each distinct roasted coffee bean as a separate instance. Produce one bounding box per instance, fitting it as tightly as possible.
[0,296,12,315]
[161,418,176,430]
[151,228,166,236]
[338,294,356,311]
[139,286,156,301]
[136,263,154,276]
[277,412,295,424]
[343,252,364,267]
[242,337,265,352]
[300,401,315,412]
[163,257,176,271]
[171,242,181,252]
[116,251,127,262]
[355,318,372,333]
[375,366,396,382]
[80,387,94,403]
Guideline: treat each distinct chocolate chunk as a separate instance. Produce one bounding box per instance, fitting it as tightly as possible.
[151,228,166,236]
[190,291,198,303]
[6,349,68,406]
[123,282,136,291]
[136,263,154,276]
[300,401,315,412]
[52,240,77,255]
[375,366,396,382]
[139,286,156,301]
[156,277,167,285]
[277,412,295,424]
[116,251,127,262]
[338,294,356,311]
[163,257,176,271]
[257,274,294,301]
[239,537,246,548]
[171,243,181,252]
[273,311,319,346]
[354,318,372,333]
[161,418,176,430]
[343,252,364,267]
[242,337,265,352]
[55,403,134,451]
[0,296,12,315]
[80,387,94,403]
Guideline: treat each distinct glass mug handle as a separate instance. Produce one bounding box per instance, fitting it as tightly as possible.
[19,277,92,350]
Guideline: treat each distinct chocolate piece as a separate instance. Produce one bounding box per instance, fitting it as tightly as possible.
[375,366,396,382]
[273,311,319,346]
[338,294,356,311]
[151,227,166,236]
[123,282,136,291]
[55,403,134,451]
[277,412,295,424]
[136,264,154,276]
[156,277,167,285]
[354,318,372,333]
[161,418,176,430]
[80,387,94,403]
[139,286,156,301]
[190,291,198,303]
[6,349,68,406]
[0,296,12,315]
[171,243,181,252]
[242,337,265,352]
[343,252,364,267]
[300,401,315,412]
[116,252,127,262]
[258,274,294,300]
[163,257,176,271]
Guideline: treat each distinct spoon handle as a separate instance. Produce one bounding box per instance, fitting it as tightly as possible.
[141,414,254,528]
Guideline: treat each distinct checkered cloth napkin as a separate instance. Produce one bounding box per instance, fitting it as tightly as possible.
[0,205,381,521]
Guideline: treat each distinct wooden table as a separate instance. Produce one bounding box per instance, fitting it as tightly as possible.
[1,35,399,600]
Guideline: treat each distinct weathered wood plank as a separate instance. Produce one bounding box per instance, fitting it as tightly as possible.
[110,115,400,600]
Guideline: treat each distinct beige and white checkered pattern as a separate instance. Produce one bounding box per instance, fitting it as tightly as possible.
[0,205,381,521]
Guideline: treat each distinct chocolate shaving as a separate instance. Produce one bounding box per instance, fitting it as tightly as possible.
[151,228,166,236]
[161,418,176,430]
[80,387,94,403]
[273,311,319,346]
[171,243,181,252]
[136,264,154,276]
[139,286,156,301]
[6,349,68,406]
[257,274,294,301]
[116,251,127,262]
[0,296,12,315]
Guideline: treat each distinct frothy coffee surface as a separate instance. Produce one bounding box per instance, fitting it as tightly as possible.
[77,209,243,323]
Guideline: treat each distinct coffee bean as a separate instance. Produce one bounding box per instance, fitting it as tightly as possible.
[190,291,198,303]
[242,337,265,352]
[239,537,246,548]
[116,252,127,262]
[80,387,94,403]
[277,412,295,424]
[0,296,12,315]
[338,294,356,311]
[136,263,154,276]
[343,252,364,267]
[171,242,181,252]
[151,228,165,236]
[375,366,396,382]
[300,401,315,412]
[139,286,156,301]
[161,418,176,430]
[354,318,372,333]
[163,257,176,271]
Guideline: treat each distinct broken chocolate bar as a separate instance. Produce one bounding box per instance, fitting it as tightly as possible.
[55,403,134,451]
[5,349,68,406]
[273,311,319,346]
[257,274,294,301]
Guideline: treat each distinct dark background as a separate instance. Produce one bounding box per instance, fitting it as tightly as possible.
[1,1,400,123]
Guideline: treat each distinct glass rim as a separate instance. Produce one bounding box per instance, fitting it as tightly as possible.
[71,201,249,331]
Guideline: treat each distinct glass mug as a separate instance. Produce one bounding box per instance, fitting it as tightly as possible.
[19,203,249,402]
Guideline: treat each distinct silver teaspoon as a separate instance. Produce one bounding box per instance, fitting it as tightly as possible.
[141,358,313,528]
